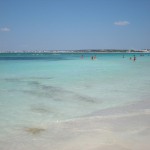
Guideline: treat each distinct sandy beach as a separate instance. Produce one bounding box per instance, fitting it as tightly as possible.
[0,98,149,150]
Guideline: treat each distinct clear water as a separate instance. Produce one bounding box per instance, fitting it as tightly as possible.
[0,53,150,149]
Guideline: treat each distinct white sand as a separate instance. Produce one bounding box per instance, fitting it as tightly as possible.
[0,99,150,150]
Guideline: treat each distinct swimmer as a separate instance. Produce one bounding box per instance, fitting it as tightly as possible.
[81,55,84,59]
[133,55,136,61]
[94,55,96,60]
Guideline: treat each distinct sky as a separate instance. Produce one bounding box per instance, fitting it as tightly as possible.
[0,0,150,51]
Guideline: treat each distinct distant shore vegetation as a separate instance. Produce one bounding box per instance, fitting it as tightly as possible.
[0,49,150,53]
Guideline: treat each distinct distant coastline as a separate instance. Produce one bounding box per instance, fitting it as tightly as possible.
[0,49,150,54]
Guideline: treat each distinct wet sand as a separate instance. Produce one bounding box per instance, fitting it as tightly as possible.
[0,99,149,150]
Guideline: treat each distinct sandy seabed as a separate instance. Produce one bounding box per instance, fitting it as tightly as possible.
[0,99,150,150]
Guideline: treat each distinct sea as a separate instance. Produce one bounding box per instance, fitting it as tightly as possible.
[0,53,150,150]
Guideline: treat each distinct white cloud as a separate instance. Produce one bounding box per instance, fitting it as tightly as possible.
[114,21,130,26]
[0,27,11,32]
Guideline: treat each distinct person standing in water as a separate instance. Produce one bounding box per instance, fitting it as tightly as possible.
[81,55,84,59]
[133,55,136,61]
[94,55,96,60]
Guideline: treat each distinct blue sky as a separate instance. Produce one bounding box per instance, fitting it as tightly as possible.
[0,0,150,51]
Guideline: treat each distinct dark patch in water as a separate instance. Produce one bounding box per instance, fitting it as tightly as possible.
[75,95,96,103]
[33,77,53,80]
[25,127,46,135]
[23,90,53,98]
[42,85,97,103]
[41,85,64,94]
[0,56,70,61]
[22,83,98,104]
[28,81,40,86]
[4,78,21,82]
[31,105,52,114]
[3,77,53,83]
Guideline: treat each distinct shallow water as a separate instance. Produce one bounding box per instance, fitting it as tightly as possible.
[0,53,150,150]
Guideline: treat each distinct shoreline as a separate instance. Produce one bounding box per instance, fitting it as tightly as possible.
[0,99,149,150]
[0,51,150,54]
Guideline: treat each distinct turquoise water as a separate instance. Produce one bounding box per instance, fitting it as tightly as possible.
[0,53,150,140]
